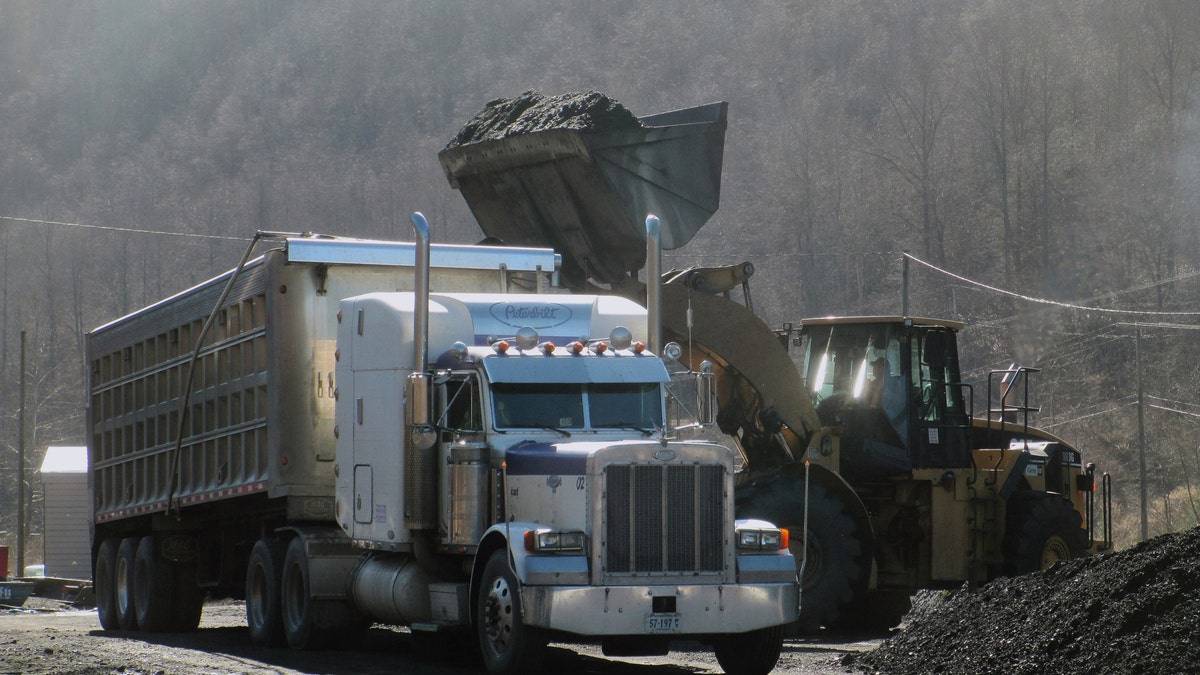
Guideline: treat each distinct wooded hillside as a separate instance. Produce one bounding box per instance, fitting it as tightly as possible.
[2,0,1199,552]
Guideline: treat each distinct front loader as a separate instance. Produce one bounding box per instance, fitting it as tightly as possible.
[439,94,1113,632]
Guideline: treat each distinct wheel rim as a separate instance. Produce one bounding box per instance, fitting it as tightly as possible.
[482,573,515,654]
[1040,535,1072,568]
[115,557,130,615]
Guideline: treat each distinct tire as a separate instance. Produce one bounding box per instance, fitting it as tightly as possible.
[114,538,140,631]
[281,536,332,650]
[476,550,548,674]
[246,538,287,646]
[738,478,870,632]
[831,589,912,633]
[1003,491,1088,576]
[713,625,784,675]
[94,539,120,631]
[171,560,205,632]
[134,536,177,631]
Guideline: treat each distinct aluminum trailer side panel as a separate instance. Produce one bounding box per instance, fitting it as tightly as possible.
[88,241,551,528]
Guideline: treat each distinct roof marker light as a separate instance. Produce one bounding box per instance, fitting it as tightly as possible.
[570,341,585,354]
[493,340,510,354]
[595,342,608,354]
[633,341,646,354]
[542,342,556,355]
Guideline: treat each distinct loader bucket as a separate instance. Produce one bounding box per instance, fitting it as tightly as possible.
[439,101,727,291]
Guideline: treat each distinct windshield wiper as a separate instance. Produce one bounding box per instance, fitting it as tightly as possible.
[596,422,655,437]
[531,424,572,437]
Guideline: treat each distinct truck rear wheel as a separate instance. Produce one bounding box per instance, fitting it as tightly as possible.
[713,625,784,675]
[477,550,547,674]
[115,538,140,631]
[246,538,287,646]
[281,536,321,650]
[738,478,870,632]
[94,539,120,630]
[1003,491,1087,576]
[134,536,177,631]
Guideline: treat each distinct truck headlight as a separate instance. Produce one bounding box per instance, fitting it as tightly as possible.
[524,529,587,553]
[736,526,789,551]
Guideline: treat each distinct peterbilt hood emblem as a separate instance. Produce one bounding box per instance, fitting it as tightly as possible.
[653,448,677,462]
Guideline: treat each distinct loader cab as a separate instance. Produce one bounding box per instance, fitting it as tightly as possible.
[800,317,971,481]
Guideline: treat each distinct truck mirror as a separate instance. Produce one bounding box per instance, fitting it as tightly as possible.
[697,361,716,426]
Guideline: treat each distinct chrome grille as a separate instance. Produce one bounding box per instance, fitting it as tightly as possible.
[604,463,724,574]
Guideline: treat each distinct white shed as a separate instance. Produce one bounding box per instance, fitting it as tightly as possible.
[39,446,91,580]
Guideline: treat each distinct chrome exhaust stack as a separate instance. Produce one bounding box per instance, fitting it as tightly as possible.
[405,212,436,530]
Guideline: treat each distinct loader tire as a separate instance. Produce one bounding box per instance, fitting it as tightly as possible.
[115,537,140,631]
[94,538,120,631]
[133,536,176,631]
[1003,491,1088,577]
[739,479,870,632]
[246,538,287,646]
[713,625,784,675]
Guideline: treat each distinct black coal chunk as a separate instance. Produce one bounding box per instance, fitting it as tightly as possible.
[444,90,643,149]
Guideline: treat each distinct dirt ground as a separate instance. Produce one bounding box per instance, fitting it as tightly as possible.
[0,598,875,675]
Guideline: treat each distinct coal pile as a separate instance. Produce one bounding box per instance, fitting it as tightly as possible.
[849,527,1200,674]
[444,90,642,149]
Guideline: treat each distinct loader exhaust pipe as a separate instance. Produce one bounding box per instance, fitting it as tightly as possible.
[646,215,662,355]
[405,212,436,530]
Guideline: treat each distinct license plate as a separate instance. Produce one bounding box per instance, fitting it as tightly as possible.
[645,613,681,633]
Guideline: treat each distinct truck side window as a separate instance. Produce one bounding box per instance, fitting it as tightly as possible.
[440,374,483,432]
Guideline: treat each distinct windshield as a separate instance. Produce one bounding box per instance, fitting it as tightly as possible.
[492,382,663,431]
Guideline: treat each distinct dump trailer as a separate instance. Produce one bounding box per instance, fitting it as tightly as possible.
[439,93,1113,633]
[87,217,797,675]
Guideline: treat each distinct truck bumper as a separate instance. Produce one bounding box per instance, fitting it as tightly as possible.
[521,581,798,636]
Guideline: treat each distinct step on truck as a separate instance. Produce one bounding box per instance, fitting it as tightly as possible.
[87,214,798,675]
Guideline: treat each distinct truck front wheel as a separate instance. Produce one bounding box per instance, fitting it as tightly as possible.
[713,625,784,675]
[477,550,547,674]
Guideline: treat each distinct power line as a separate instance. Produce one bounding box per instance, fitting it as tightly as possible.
[0,215,251,242]
[906,253,1200,317]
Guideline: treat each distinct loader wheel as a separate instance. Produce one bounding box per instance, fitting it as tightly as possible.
[246,538,287,646]
[713,625,784,675]
[134,536,177,631]
[94,539,120,631]
[1003,491,1088,577]
[115,537,140,631]
[477,550,548,674]
[739,479,870,632]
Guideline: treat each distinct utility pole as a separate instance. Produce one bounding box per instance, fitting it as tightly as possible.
[1136,325,1147,542]
[17,330,26,576]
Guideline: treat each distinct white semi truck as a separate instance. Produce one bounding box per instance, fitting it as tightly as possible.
[87,214,798,675]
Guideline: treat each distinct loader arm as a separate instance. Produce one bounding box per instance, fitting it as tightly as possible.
[661,281,821,468]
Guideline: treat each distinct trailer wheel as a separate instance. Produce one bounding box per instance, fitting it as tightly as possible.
[94,539,120,630]
[1003,491,1088,577]
[246,538,287,646]
[739,478,870,632]
[477,550,547,674]
[114,538,140,630]
[134,536,177,631]
[171,560,205,632]
[713,625,784,675]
